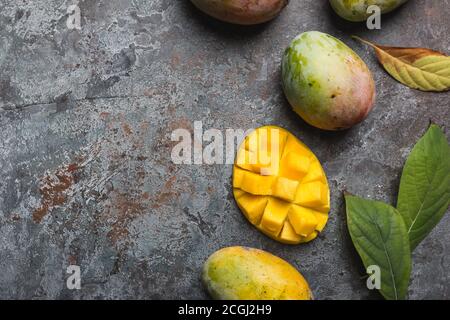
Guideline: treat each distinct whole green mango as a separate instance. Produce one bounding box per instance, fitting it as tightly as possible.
[282,31,375,131]
[330,0,409,22]
[190,0,288,25]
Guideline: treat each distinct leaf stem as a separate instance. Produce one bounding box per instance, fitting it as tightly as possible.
[351,35,377,49]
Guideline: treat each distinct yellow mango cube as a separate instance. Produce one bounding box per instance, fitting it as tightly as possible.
[239,171,275,195]
[245,131,259,153]
[280,152,310,180]
[316,187,330,213]
[237,194,268,225]
[258,156,279,176]
[301,231,318,243]
[233,189,246,199]
[246,127,286,155]
[282,135,312,158]
[253,152,279,176]
[288,206,318,237]
[295,181,328,208]
[236,148,276,175]
[280,221,303,244]
[235,149,257,171]
[313,211,329,232]
[260,198,290,236]
[302,161,325,184]
[272,177,299,202]
[233,167,245,188]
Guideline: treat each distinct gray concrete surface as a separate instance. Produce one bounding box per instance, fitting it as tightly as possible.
[0,0,449,300]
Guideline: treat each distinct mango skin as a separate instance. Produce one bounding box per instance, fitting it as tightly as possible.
[282,31,375,131]
[330,0,409,22]
[190,0,289,25]
[202,246,312,300]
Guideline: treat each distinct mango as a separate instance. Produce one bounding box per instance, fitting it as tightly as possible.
[190,0,289,25]
[330,0,409,22]
[282,31,375,131]
[233,126,330,244]
[260,198,291,235]
[202,246,312,300]
[288,206,318,237]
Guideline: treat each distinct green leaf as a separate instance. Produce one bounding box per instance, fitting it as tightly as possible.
[345,195,411,300]
[397,125,450,250]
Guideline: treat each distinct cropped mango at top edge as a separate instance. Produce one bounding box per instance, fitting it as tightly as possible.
[232,126,330,244]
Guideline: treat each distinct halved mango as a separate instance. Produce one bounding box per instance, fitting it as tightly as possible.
[233,126,330,245]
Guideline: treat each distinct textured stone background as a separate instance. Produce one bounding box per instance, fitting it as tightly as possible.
[0,0,449,300]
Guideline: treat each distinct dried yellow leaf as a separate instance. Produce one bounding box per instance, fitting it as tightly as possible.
[354,36,450,92]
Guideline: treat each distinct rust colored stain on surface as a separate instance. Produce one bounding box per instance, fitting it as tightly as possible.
[67,163,79,172]
[91,114,152,248]
[150,174,193,210]
[151,176,178,209]
[32,163,79,223]
[68,255,77,265]
[121,122,133,136]
[104,191,146,246]
[99,112,110,119]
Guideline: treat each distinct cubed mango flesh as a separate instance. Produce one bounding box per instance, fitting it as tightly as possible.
[236,148,278,176]
[272,177,299,202]
[239,171,275,195]
[233,126,330,245]
[302,161,326,184]
[245,127,287,155]
[282,135,312,158]
[260,198,290,236]
[301,231,318,243]
[313,211,329,232]
[279,151,311,181]
[237,194,268,225]
[280,221,303,244]
[233,189,246,199]
[288,206,318,237]
[295,181,328,208]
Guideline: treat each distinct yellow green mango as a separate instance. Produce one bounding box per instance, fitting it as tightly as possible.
[282,31,376,130]
[202,246,313,300]
[330,0,409,22]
